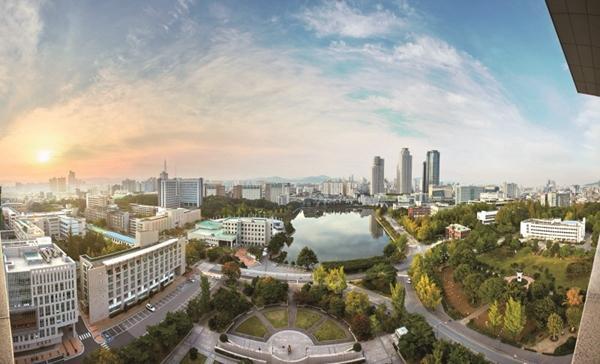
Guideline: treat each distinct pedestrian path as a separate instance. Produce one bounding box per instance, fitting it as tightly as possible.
[459,304,489,325]
[78,332,92,341]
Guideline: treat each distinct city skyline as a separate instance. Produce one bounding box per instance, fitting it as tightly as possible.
[1,0,599,185]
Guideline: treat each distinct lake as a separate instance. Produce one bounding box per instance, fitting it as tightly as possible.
[283,209,390,263]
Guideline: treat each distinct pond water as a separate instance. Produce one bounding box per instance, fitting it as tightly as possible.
[283,209,390,263]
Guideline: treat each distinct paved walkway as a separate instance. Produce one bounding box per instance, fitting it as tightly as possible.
[459,304,489,325]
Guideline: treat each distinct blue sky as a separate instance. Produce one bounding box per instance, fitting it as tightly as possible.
[0,0,598,185]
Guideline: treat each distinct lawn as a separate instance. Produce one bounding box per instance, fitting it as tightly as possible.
[295,309,322,330]
[477,246,590,290]
[314,319,347,342]
[235,316,268,338]
[180,352,207,364]
[263,309,288,328]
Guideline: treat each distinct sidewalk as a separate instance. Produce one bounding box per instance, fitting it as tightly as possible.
[14,336,84,364]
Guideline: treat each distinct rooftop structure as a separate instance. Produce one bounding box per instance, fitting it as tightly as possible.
[477,210,498,225]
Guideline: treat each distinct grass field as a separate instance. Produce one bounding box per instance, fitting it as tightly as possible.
[180,352,207,364]
[314,319,347,342]
[235,316,268,338]
[264,309,289,328]
[477,246,590,290]
[295,309,322,330]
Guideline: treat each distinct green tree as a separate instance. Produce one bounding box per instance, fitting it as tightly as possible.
[199,275,211,313]
[363,263,396,293]
[390,282,406,320]
[547,313,563,341]
[221,261,241,285]
[312,265,327,286]
[503,297,525,340]
[530,297,557,330]
[486,300,503,336]
[252,277,288,306]
[296,246,318,269]
[397,314,436,361]
[566,306,582,332]
[452,263,472,283]
[83,347,122,364]
[463,273,485,305]
[415,274,442,310]
[478,277,506,304]
[345,291,370,317]
[326,267,347,294]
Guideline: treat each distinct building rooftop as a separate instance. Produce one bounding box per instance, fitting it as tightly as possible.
[522,218,583,226]
[88,225,136,245]
[99,238,180,267]
[2,237,74,273]
[447,223,470,232]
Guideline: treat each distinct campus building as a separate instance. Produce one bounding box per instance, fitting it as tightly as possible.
[188,217,284,247]
[79,237,186,324]
[520,218,586,243]
[128,208,201,237]
[445,224,471,240]
[476,210,498,225]
[2,207,81,240]
[2,237,78,353]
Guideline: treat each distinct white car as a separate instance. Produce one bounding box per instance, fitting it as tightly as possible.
[406,277,412,284]
[146,303,156,312]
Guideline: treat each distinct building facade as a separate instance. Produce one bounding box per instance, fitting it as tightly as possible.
[446,224,471,240]
[425,150,440,188]
[520,218,585,243]
[188,217,283,247]
[59,216,87,238]
[455,185,483,204]
[2,237,78,353]
[476,210,498,225]
[371,156,385,195]
[397,148,412,194]
[80,237,186,324]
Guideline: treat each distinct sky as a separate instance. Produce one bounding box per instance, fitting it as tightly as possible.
[1,0,599,186]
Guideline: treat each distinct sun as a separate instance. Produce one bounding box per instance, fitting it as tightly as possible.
[37,150,52,163]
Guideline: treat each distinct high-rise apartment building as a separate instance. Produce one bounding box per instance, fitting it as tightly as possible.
[502,182,519,199]
[396,148,412,194]
[371,156,385,195]
[2,237,78,353]
[67,171,76,192]
[204,183,226,197]
[425,150,440,188]
[49,177,67,195]
[264,183,290,205]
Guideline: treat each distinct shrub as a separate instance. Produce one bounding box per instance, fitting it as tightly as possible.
[189,347,198,360]
[353,342,362,352]
[554,337,576,356]
[321,256,389,274]
[220,333,228,342]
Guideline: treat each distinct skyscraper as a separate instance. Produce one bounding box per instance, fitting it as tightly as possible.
[157,161,203,208]
[371,156,385,195]
[421,161,428,194]
[396,148,412,194]
[67,170,76,192]
[426,150,440,188]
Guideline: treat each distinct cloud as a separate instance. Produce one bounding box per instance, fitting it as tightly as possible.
[298,1,405,38]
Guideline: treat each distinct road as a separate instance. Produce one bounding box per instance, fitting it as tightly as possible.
[350,278,572,364]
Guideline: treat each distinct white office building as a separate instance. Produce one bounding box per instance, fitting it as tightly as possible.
[59,216,86,238]
[520,218,586,243]
[159,178,203,209]
[455,185,483,204]
[80,237,186,324]
[242,185,262,200]
[2,237,78,353]
[188,217,283,247]
[477,210,498,225]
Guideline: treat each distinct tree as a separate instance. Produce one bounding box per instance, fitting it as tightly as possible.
[326,267,347,294]
[83,348,121,364]
[547,313,563,341]
[452,263,472,283]
[390,282,406,320]
[350,314,372,341]
[415,274,442,310]
[463,273,485,305]
[296,247,318,269]
[199,275,211,313]
[221,261,241,284]
[478,277,506,304]
[396,313,436,361]
[566,306,582,332]
[345,291,370,317]
[363,263,396,293]
[312,265,328,286]
[564,287,583,307]
[252,277,288,306]
[503,297,525,340]
[486,300,503,336]
[530,297,557,330]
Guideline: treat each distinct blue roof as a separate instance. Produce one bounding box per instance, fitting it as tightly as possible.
[88,225,136,245]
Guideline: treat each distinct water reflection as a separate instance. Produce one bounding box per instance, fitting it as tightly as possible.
[283,210,390,262]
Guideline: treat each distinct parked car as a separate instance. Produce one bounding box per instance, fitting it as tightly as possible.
[146,303,156,312]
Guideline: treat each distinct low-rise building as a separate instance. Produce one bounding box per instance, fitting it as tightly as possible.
[446,224,471,240]
[59,216,86,238]
[188,217,283,247]
[520,218,585,243]
[79,237,186,324]
[2,237,78,353]
[477,210,498,225]
[408,206,431,219]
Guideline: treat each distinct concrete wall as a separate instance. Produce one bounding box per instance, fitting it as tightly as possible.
[87,266,109,323]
